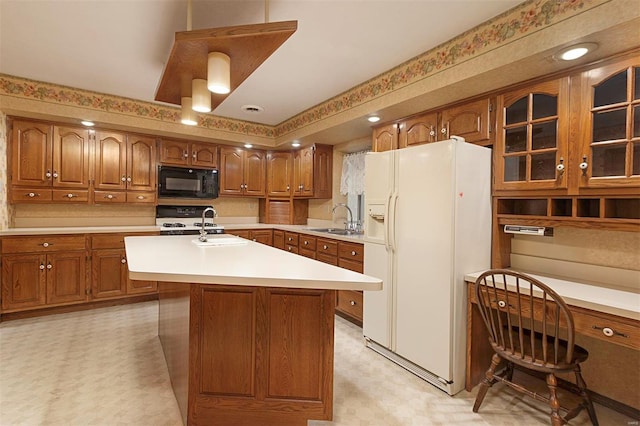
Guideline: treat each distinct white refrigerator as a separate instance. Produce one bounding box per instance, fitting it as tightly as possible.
[363,137,491,395]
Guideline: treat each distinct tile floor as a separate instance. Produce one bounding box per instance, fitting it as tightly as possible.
[0,301,633,426]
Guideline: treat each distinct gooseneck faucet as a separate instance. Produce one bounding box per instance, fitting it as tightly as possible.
[332,203,354,231]
[199,206,218,242]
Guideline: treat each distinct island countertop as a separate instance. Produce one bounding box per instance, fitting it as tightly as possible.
[124,234,382,291]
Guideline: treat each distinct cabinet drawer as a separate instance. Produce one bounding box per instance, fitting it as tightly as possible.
[92,235,126,250]
[317,238,338,256]
[2,235,87,254]
[227,230,251,239]
[11,188,53,202]
[316,252,338,266]
[285,245,299,254]
[284,232,299,246]
[299,247,316,259]
[299,235,317,251]
[338,258,363,273]
[337,290,363,321]
[93,191,126,203]
[52,189,89,202]
[338,241,364,263]
[126,191,156,204]
[573,310,639,350]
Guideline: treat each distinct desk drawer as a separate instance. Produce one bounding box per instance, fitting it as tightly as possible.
[573,310,639,350]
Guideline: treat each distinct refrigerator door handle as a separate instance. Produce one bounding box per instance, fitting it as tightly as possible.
[384,192,392,250]
[389,191,399,251]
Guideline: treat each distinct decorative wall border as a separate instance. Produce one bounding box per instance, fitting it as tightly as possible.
[0,0,605,141]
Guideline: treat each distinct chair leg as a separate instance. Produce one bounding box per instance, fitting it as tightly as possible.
[505,361,514,381]
[575,366,599,426]
[473,353,501,413]
[546,374,563,426]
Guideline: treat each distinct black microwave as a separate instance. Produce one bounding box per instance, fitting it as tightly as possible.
[158,166,219,199]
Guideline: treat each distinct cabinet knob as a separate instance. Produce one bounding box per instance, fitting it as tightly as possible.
[45,171,52,179]
[252,238,257,242]
[304,241,309,245]
[556,157,565,175]
[136,195,145,200]
[592,325,627,338]
[39,264,45,270]
[429,129,436,137]
[323,245,328,250]
[66,193,77,198]
[288,237,293,241]
[579,155,589,176]
[105,194,114,199]
[351,250,357,256]
[183,151,188,158]
[441,127,447,135]
[192,151,197,159]
[121,175,127,182]
[288,246,293,251]
[46,263,52,270]
[52,171,58,178]
[286,185,290,190]
[121,258,127,264]
[497,300,507,308]
[42,242,50,248]
[26,192,40,198]
[127,176,132,182]
[350,300,356,306]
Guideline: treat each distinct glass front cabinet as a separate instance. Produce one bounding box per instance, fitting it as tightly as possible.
[494,78,570,191]
[577,56,640,190]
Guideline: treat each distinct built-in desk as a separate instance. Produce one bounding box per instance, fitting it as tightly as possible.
[464,271,640,412]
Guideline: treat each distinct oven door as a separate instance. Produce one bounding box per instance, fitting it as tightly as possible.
[158,166,218,199]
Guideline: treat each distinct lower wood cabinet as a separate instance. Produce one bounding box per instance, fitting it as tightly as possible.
[226,229,273,246]
[0,232,157,315]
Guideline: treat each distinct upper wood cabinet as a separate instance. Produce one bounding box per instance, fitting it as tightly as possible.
[267,151,293,197]
[372,124,398,152]
[377,97,494,151]
[159,139,218,168]
[292,144,332,198]
[10,120,90,202]
[94,133,156,204]
[219,147,266,196]
[494,78,570,192]
[575,56,640,191]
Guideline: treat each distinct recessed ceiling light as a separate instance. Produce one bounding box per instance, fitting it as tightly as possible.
[555,43,598,61]
[81,120,95,127]
[244,143,253,148]
[241,105,264,113]
[367,115,380,123]
[291,141,301,148]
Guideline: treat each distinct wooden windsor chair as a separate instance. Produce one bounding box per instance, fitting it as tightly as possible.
[472,269,598,426]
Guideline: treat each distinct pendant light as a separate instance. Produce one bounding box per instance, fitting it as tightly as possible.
[181,97,198,125]
[207,52,231,94]
[192,78,211,112]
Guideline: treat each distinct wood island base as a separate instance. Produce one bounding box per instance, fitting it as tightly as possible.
[158,281,335,426]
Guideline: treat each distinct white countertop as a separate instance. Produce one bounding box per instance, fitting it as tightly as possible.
[464,270,640,321]
[124,234,381,291]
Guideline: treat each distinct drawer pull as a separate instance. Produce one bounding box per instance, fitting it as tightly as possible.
[323,245,328,250]
[350,300,357,306]
[66,193,77,198]
[121,258,127,264]
[497,300,506,308]
[136,195,145,200]
[26,192,40,198]
[42,242,51,248]
[288,246,293,251]
[304,241,309,245]
[105,194,114,199]
[351,250,357,256]
[593,326,628,338]
[288,237,293,241]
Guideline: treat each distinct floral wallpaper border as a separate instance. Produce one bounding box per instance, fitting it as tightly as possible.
[0,0,606,141]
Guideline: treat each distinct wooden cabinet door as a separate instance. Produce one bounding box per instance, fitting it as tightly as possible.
[273,230,285,249]
[399,112,438,148]
[94,131,127,190]
[219,147,244,195]
[494,78,570,191]
[313,145,332,199]
[440,98,492,145]
[298,147,314,196]
[243,150,266,197]
[127,135,156,191]
[1,254,47,310]
[91,249,127,299]
[52,126,90,188]
[10,120,53,187]
[267,152,292,197]
[191,143,218,168]
[159,139,190,166]
[249,230,273,246]
[46,251,87,304]
[577,57,640,190]
[372,123,398,152]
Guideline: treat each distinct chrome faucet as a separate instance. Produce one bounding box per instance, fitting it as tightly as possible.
[332,203,354,232]
[199,206,217,242]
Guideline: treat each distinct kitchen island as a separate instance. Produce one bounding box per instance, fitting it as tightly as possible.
[124,234,381,426]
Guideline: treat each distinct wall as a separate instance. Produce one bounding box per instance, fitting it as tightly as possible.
[0,113,12,230]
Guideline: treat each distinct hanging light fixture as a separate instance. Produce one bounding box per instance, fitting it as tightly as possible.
[207,52,231,94]
[191,78,211,112]
[181,97,198,125]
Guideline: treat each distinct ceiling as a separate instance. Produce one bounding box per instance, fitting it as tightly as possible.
[0,0,523,128]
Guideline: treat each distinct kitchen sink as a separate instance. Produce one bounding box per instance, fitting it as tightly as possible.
[191,236,248,247]
[308,228,359,236]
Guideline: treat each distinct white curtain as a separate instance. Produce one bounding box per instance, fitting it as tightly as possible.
[340,151,368,195]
